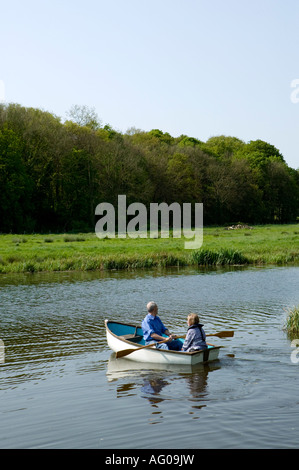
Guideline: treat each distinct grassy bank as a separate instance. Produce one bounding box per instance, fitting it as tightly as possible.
[0,224,298,274]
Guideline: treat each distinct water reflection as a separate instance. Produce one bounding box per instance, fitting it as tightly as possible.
[0,265,252,287]
[106,354,221,421]
[141,376,170,404]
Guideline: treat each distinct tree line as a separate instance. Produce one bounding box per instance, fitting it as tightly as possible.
[0,103,298,233]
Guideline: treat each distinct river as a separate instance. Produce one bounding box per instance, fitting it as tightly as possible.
[0,265,299,449]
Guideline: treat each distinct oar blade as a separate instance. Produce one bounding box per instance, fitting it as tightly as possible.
[116,348,136,359]
[213,330,234,338]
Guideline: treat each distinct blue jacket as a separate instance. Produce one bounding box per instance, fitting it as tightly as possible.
[182,324,207,352]
[142,314,167,341]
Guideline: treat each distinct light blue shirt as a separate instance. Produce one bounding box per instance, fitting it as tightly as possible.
[142,314,167,341]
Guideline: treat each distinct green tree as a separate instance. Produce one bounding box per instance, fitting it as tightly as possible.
[0,127,33,232]
[66,105,101,130]
[166,152,196,203]
[203,135,245,159]
[0,102,298,232]
[263,160,299,222]
[176,135,202,148]
[234,139,294,222]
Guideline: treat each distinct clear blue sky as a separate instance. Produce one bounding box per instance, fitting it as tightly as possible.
[1,0,299,169]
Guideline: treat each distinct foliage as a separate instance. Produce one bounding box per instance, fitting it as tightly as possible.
[0,103,298,233]
[285,306,299,339]
[191,248,249,266]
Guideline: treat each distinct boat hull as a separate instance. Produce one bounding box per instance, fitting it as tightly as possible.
[105,320,221,366]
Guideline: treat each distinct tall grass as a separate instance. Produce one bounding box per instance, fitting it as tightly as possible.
[285,306,299,339]
[191,248,249,266]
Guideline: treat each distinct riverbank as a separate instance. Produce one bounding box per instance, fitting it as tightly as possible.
[0,224,298,273]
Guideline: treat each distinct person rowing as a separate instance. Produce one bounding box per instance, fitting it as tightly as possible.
[141,301,182,351]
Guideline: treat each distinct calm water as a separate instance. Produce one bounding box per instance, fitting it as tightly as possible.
[0,265,299,449]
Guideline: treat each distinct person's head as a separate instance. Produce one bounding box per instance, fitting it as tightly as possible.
[187,312,199,326]
[147,301,158,316]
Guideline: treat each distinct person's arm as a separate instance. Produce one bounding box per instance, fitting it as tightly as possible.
[150,332,172,342]
[164,329,177,340]
[150,317,173,342]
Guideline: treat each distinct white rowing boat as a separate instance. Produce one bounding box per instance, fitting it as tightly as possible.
[105,320,221,365]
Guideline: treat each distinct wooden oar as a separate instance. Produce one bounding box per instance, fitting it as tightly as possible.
[174,330,234,340]
[115,330,234,359]
[207,330,234,338]
[116,337,169,359]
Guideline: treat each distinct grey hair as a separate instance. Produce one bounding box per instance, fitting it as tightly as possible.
[147,301,157,313]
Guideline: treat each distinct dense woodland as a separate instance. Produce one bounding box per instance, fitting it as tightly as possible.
[0,103,299,233]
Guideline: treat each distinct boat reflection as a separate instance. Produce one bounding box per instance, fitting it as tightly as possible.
[106,353,221,417]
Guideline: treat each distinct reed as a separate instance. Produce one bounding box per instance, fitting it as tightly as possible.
[285,306,299,338]
[190,248,249,266]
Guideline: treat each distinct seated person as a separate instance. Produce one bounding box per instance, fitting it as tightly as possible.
[142,301,182,351]
[181,313,207,352]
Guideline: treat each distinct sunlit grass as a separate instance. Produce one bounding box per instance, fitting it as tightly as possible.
[0,223,298,273]
[285,306,299,339]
